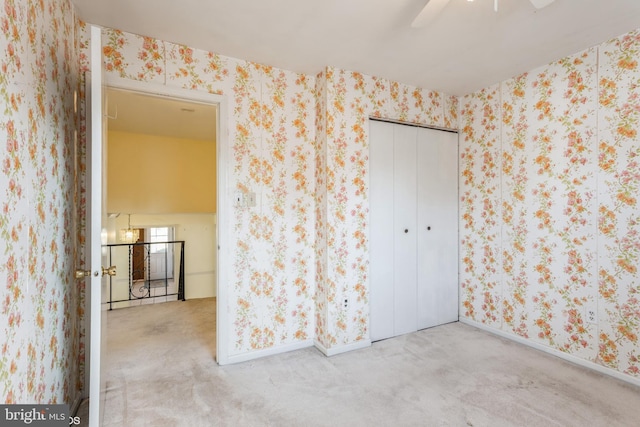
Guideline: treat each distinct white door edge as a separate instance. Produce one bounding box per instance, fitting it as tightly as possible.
[88,24,105,427]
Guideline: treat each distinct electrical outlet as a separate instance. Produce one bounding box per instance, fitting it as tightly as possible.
[586,309,597,324]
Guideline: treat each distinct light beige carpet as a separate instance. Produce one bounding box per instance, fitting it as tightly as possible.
[79,298,640,426]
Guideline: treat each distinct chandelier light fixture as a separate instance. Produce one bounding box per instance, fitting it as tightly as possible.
[119,214,140,243]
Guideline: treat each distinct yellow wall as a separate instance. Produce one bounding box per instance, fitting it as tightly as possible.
[108,131,216,213]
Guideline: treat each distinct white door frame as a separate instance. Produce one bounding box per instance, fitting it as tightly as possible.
[101,74,230,365]
[86,25,108,427]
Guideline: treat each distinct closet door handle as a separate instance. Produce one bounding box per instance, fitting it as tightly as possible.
[404,229,409,234]
[427,226,431,231]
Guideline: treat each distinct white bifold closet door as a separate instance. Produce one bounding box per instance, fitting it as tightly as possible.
[370,120,458,342]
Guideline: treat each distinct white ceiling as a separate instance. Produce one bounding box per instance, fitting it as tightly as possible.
[107,88,217,142]
[73,0,640,96]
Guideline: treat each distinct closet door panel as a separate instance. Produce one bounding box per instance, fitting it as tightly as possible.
[392,125,418,336]
[417,128,459,329]
[369,120,395,341]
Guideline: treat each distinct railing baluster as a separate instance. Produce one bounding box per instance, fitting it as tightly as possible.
[128,244,133,304]
[103,240,186,308]
[109,245,114,311]
[179,242,185,301]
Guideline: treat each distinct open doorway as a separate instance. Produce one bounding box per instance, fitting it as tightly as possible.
[104,86,220,358]
[147,226,175,281]
[131,226,175,282]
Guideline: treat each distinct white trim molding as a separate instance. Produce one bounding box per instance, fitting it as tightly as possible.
[225,340,315,365]
[460,318,640,388]
[314,339,372,357]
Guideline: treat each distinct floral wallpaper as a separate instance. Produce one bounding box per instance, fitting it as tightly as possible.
[3,2,636,407]
[597,31,640,375]
[90,26,458,357]
[84,21,640,384]
[316,67,457,348]
[1,0,82,404]
[93,26,318,355]
[313,72,328,346]
[460,30,640,378]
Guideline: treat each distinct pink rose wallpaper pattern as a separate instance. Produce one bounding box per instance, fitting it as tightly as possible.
[460,31,640,376]
[1,0,81,404]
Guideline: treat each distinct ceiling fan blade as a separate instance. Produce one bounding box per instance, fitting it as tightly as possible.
[411,0,451,28]
[529,0,556,9]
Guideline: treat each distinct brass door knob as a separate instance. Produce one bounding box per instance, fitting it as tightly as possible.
[75,269,91,279]
[102,266,117,277]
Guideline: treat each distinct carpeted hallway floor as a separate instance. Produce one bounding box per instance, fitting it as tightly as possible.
[78,297,640,426]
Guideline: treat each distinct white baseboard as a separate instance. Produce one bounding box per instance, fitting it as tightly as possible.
[223,340,314,364]
[460,318,640,388]
[314,338,371,357]
[220,337,371,365]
